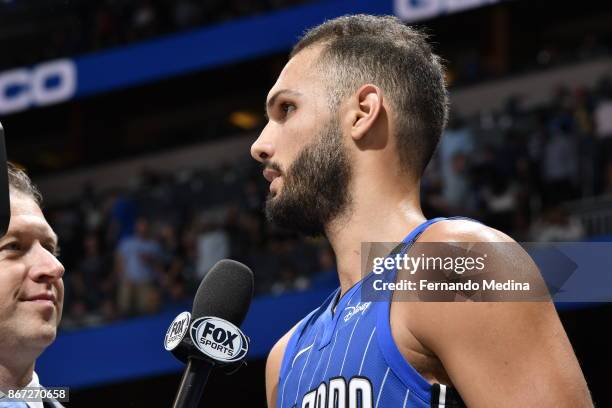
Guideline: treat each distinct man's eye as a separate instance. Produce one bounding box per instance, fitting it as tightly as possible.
[47,245,60,257]
[281,103,296,115]
[2,242,22,252]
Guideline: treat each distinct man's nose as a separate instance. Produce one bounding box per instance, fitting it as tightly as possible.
[250,129,275,163]
[29,245,65,283]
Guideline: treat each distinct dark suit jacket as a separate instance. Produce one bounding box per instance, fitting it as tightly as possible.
[42,389,65,408]
[42,396,65,407]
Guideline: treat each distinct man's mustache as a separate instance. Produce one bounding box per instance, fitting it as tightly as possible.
[262,160,284,175]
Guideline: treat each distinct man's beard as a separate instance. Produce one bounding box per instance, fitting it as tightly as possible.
[265,118,352,237]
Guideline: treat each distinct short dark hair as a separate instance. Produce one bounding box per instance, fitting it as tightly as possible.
[7,162,43,206]
[291,14,449,175]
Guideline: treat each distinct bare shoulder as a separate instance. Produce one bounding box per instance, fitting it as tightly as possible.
[419,218,537,279]
[266,324,299,408]
[420,218,514,243]
[393,218,540,350]
[392,219,592,407]
[404,217,546,322]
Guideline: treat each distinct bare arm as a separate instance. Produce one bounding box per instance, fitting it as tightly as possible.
[266,325,298,408]
[401,221,592,407]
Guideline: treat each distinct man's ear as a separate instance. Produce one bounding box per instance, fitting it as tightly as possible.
[349,84,383,142]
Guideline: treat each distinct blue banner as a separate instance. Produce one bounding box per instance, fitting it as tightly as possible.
[0,0,511,116]
[393,0,502,22]
[0,0,392,116]
[37,288,334,389]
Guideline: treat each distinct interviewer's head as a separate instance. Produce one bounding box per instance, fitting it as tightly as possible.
[0,164,64,363]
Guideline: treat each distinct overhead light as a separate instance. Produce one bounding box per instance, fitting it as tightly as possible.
[229,111,262,130]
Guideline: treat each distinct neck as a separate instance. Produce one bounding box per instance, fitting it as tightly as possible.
[0,355,35,391]
[325,174,425,296]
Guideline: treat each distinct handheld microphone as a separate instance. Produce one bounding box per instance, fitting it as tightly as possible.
[165,259,254,408]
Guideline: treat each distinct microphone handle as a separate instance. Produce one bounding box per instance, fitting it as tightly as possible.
[172,358,213,408]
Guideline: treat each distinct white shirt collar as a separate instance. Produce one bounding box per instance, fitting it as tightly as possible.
[25,371,44,408]
[0,370,45,408]
[27,371,40,388]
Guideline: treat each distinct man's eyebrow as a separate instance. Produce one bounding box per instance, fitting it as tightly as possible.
[49,232,59,247]
[3,228,59,247]
[48,233,61,256]
[265,89,303,114]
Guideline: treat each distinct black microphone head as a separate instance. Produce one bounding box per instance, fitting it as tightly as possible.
[192,259,254,326]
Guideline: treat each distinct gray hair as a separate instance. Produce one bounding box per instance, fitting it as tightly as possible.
[8,162,43,206]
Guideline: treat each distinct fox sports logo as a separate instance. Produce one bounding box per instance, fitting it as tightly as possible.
[164,311,191,351]
[190,317,248,363]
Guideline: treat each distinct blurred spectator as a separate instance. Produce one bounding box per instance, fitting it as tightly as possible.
[158,223,189,303]
[442,152,472,210]
[594,94,612,140]
[594,85,612,193]
[530,206,585,242]
[439,114,475,212]
[79,183,104,232]
[79,234,115,312]
[541,126,579,205]
[270,261,310,295]
[106,190,137,246]
[196,224,230,280]
[115,217,163,316]
[64,234,116,327]
[480,170,519,233]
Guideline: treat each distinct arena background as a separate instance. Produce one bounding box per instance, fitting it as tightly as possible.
[1,0,611,406]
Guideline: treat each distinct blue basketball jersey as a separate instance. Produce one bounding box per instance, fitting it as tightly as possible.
[277,218,466,408]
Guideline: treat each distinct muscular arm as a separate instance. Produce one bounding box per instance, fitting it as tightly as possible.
[398,220,592,407]
[266,325,298,408]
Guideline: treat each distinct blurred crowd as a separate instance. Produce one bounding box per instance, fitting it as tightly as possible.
[422,75,612,241]
[48,72,612,329]
[52,162,339,328]
[0,0,312,69]
[445,32,610,87]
